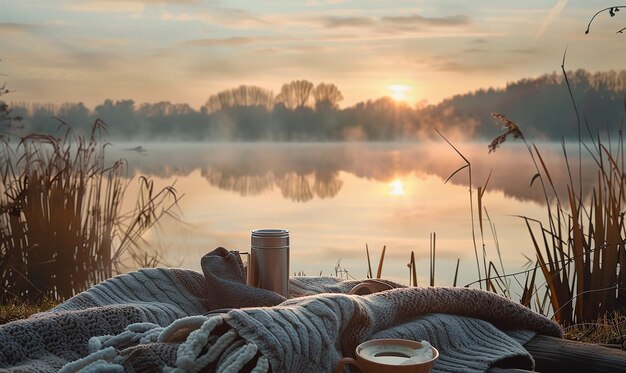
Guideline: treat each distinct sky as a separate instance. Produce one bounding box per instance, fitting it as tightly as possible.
[1,1,626,109]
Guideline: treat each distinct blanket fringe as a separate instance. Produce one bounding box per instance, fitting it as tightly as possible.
[159,316,210,343]
[59,347,124,373]
[64,314,268,373]
[88,322,164,352]
[164,316,268,373]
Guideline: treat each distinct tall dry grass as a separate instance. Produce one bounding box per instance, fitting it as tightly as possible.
[490,111,626,326]
[0,82,23,136]
[480,54,626,325]
[0,121,179,303]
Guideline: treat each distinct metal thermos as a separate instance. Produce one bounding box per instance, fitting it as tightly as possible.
[248,229,289,297]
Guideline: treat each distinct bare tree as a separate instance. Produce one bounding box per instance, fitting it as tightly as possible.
[276,80,314,109]
[231,85,275,108]
[313,83,344,110]
[203,85,275,113]
[139,101,195,117]
[0,64,23,136]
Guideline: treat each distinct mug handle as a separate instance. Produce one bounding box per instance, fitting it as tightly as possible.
[336,357,364,373]
[236,251,250,282]
[349,279,394,295]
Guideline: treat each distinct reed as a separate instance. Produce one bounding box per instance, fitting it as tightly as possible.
[365,243,373,279]
[452,258,460,287]
[362,244,392,280]
[490,112,626,325]
[0,121,179,303]
[429,233,436,287]
[409,251,417,286]
[376,245,386,279]
[438,129,510,292]
[436,129,484,289]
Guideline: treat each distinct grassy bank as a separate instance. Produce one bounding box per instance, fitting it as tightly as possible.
[0,298,57,324]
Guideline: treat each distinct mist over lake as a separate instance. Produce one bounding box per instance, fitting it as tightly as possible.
[111,141,593,287]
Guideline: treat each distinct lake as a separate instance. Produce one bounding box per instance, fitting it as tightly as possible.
[111,141,591,290]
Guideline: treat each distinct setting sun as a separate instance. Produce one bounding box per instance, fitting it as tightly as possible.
[387,84,411,102]
[389,179,405,195]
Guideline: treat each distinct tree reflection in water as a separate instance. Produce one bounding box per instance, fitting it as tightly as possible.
[114,142,595,205]
[201,168,275,197]
[276,173,315,202]
[200,167,343,202]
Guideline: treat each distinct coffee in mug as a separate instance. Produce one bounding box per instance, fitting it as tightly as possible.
[336,339,438,373]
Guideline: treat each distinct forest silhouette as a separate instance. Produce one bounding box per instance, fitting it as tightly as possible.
[5,69,626,141]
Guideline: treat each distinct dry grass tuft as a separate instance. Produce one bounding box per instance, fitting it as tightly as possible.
[0,122,179,303]
[564,312,626,347]
[0,298,58,325]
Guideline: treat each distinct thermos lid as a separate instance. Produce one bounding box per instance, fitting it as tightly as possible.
[251,229,289,248]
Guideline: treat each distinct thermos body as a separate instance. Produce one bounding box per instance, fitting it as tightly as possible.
[248,229,290,297]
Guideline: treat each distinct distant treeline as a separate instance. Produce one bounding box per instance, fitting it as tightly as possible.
[5,70,626,141]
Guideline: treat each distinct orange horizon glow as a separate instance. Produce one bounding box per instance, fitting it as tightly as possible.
[387,84,411,102]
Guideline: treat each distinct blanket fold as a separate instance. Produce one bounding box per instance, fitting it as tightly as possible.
[0,248,563,372]
[200,247,286,310]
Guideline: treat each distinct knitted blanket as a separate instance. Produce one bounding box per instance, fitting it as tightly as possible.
[0,248,562,372]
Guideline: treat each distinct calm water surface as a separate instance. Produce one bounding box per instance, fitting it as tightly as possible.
[111,142,588,288]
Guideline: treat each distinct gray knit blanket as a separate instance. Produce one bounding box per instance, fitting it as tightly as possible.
[0,248,562,372]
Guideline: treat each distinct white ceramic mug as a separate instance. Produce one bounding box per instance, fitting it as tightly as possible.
[336,339,438,373]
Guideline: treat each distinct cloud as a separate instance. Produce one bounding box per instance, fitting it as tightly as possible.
[0,22,38,34]
[426,56,509,74]
[535,0,567,40]
[68,0,193,13]
[463,48,487,54]
[381,14,469,27]
[68,0,196,12]
[511,47,540,55]
[138,0,197,3]
[253,47,280,55]
[160,8,469,38]
[177,37,271,47]
[66,36,133,49]
[160,8,270,28]
[68,1,145,13]
[43,20,70,26]
[321,16,375,28]
[305,0,352,5]
[319,13,470,32]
